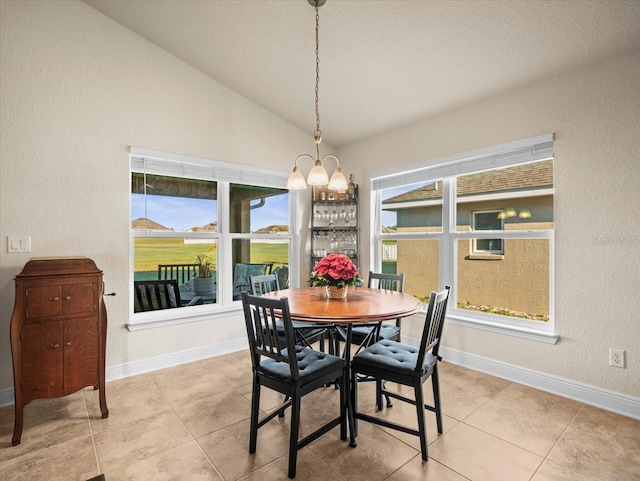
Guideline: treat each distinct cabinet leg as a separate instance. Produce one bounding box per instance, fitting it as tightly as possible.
[99,387,109,418]
[12,403,23,446]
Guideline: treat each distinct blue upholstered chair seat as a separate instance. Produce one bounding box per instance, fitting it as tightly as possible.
[260,346,346,384]
[351,339,437,376]
[351,323,401,345]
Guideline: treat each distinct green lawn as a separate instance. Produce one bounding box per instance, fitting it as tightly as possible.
[133,238,288,272]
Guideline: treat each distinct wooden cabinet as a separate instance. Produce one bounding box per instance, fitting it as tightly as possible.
[10,257,108,446]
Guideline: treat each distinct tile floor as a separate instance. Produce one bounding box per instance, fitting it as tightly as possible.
[1,348,639,481]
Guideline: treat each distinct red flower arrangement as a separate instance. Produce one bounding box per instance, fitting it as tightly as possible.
[310,253,361,288]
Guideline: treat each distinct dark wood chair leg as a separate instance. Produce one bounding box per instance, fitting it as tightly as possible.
[376,378,383,411]
[288,395,302,479]
[414,379,429,461]
[249,377,260,453]
[340,371,347,441]
[431,366,444,434]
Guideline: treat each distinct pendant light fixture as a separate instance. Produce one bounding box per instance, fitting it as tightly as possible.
[286,0,348,191]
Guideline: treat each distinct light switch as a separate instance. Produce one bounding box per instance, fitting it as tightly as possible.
[7,236,31,253]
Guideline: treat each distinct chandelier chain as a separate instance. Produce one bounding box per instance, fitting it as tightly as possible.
[315,5,320,134]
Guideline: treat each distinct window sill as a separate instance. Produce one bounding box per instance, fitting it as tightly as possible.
[127,304,242,331]
[445,309,558,344]
[466,254,504,260]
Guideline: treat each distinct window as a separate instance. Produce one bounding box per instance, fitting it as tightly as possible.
[130,148,292,329]
[372,134,557,343]
[472,210,503,254]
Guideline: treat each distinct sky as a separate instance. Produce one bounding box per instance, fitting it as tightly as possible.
[131,182,424,231]
[131,193,289,232]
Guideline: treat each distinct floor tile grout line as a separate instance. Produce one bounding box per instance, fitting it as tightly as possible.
[0,392,99,467]
[149,374,200,443]
[83,389,103,476]
[100,374,224,478]
[453,419,547,461]
[150,364,279,480]
[526,402,587,480]
[192,434,226,481]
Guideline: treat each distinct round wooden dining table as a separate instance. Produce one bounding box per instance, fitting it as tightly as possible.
[261,286,422,447]
[261,286,422,323]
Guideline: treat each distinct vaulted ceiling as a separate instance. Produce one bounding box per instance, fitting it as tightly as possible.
[83,0,640,147]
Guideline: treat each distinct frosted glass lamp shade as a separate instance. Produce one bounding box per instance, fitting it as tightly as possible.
[307,161,329,186]
[287,167,308,190]
[328,168,348,190]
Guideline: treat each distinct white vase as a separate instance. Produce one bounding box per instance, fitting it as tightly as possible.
[193,276,214,295]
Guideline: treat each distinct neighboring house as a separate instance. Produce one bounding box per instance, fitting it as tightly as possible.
[382,160,553,319]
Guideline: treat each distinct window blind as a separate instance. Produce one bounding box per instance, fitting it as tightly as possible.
[130,147,289,188]
[371,134,553,191]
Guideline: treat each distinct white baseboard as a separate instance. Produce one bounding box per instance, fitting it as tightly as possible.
[0,387,12,408]
[433,344,640,420]
[104,337,248,383]
[0,337,248,408]
[2,336,638,421]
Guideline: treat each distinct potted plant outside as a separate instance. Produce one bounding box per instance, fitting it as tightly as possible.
[193,254,216,295]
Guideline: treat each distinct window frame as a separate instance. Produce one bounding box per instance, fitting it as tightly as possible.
[472,210,504,254]
[371,135,558,344]
[128,147,295,331]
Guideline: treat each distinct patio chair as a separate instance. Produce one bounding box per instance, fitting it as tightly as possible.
[157,263,199,285]
[351,286,450,461]
[233,262,273,299]
[133,279,203,312]
[241,292,347,479]
[272,265,290,289]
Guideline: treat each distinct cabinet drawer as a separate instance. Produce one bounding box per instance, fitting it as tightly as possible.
[25,286,62,319]
[25,282,96,319]
[62,283,97,314]
[22,321,65,402]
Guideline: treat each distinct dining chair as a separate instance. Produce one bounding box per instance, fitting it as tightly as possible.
[133,279,203,312]
[241,292,347,479]
[351,272,406,347]
[248,273,327,350]
[351,285,450,461]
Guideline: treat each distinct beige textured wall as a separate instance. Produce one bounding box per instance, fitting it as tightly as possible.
[0,1,318,393]
[339,51,640,397]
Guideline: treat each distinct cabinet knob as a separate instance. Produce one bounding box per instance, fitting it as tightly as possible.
[65,296,71,300]
[53,297,60,301]
[53,343,60,348]
[65,341,71,347]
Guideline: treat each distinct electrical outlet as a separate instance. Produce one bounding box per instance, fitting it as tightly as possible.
[609,348,625,368]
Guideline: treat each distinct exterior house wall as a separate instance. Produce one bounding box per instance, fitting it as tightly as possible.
[456,238,550,316]
[394,195,552,315]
